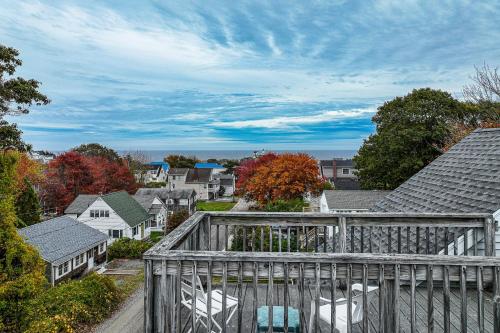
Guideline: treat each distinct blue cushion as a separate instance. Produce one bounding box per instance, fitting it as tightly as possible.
[257,306,300,332]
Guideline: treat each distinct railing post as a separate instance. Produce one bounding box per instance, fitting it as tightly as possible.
[144,259,154,333]
[338,216,347,253]
[484,216,496,256]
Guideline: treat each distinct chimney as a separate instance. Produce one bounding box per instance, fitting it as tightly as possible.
[332,159,337,182]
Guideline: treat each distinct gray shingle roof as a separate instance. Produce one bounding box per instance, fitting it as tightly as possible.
[333,178,361,190]
[168,168,189,175]
[135,188,196,201]
[133,194,166,214]
[186,168,212,183]
[18,216,107,265]
[323,190,391,210]
[64,194,98,215]
[373,128,500,214]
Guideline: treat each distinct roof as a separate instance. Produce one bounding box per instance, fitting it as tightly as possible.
[219,178,234,186]
[323,190,391,210]
[333,178,361,190]
[147,161,169,171]
[168,168,189,175]
[186,168,212,183]
[64,194,98,215]
[373,128,500,214]
[18,216,107,265]
[195,162,225,169]
[133,194,165,214]
[320,159,354,167]
[101,191,150,227]
[135,188,196,201]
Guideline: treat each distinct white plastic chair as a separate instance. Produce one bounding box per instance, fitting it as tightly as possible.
[180,276,238,333]
[309,283,378,333]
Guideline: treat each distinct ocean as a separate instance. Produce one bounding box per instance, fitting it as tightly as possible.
[120,150,357,161]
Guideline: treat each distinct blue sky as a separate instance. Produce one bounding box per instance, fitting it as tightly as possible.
[1,0,499,151]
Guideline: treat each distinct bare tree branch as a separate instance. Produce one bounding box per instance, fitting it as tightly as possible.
[463,63,500,103]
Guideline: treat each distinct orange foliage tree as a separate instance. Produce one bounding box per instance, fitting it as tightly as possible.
[235,153,277,195]
[243,153,323,205]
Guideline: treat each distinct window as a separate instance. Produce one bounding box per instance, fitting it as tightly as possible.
[90,210,95,218]
[91,209,109,217]
[58,261,70,277]
[132,226,138,236]
[342,168,350,175]
[105,210,109,217]
[109,229,123,239]
[75,253,85,266]
[99,243,105,253]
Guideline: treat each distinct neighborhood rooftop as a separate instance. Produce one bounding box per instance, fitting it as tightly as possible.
[319,158,354,167]
[64,194,98,215]
[186,168,212,183]
[18,216,107,265]
[374,128,500,214]
[168,168,189,175]
[135,188,196,200]
[194,162,225,169]
[323,190,391,210]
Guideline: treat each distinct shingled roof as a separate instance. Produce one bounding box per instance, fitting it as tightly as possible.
[373,128,500,214]
[64,194,98,215]
[18,216,107,265]
[101,191,150,227]
[186,168,212,183]
[323,190,391,210]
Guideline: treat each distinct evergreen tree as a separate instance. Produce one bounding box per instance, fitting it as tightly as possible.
[0,152,46,332]
[15,178,41,227]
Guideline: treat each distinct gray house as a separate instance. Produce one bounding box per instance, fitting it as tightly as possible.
[18,216,108,285]
[135,188,197,215]
[373,128,500,255]
[64,194,98,218]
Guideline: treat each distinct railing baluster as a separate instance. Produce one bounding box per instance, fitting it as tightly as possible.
[237,261,243,333]
[350,226,355,253]
[261,227,265,252]
[360,226,365,253]
[224,225,228,251]
[268,262,274,333]
[284,262,289,333]
[362,264,369,332]
[339,217,347,253]
[278,227,282,252]
[410,264,416,333]
[347,263,352,333]
[454,231,459,256]
[323,226,327,253]
[252,226,256,252]
[332,225,336,253]
[269,227,273,252]
[379,264,385,333]
[299,262,305,332]
[305,227,309,252]
[443,265,450,333]
[216,224,220,251]
[473,228,478,256]
[394,264,400,332]
[161,260,168,333]
[477,266,484,333]
[427,265,434,333]
[176,261,182,333]
[242,226,247,252]
[460,265,467,332]
[331,263,336,332]
[222,262,228,333]
[252,262,258,333]
[191,261,197,333]
[444,228,449,255]
[315,262,321,333]
[207,261,212,333]
[287,227,291,253]
[434,227,439,254]
[144,259,153,333]
[296,226,300,252]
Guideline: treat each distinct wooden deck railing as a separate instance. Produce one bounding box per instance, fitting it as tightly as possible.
[144,212,500,333]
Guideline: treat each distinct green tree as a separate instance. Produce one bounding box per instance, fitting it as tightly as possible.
[72,143,120,161]
[164,154,199,168]
[0,120,31,152]
[0,152,46,332]
[15,178,41,227]
[0,45,50,118]
[354,88,470,190]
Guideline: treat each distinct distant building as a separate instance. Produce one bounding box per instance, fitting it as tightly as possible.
[320,190,391,213]
[135,188,197,215]
[68,191,152,243]
[133,194,168,231]
[168,168,220,200]
[319,158,360,190]
[29,150,55,164]
[214,174,236,196]
[18,216,107,285]
[138,162,169,184]
[194,162,226,174]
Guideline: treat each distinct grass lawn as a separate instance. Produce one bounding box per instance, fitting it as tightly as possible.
[196,201,236,211]
[150,231,164,243]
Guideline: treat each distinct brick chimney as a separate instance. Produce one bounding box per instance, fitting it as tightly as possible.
[332,159,337,182]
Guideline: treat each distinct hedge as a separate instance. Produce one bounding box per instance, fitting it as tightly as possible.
[107,237,152,261]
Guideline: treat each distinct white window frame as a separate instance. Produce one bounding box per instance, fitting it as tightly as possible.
[57,260,70,278]
[74,253,85,267]
[342,168,350,175]
[98,243,105,254]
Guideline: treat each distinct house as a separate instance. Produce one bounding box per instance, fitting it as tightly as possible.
[72,191,152,243]
[64,194,98,218]
[320,190,391,213]
[214,174,236,196]
[194,162,226,174]
[319,158,360,189]
[135,188,197,215]
[18,216,107,285]
[133,194,168,231]
[168,168,220,200]
[139,162,170,184]
[373,128,500,255]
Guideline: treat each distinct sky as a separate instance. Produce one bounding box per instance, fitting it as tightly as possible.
[1,0,499,151]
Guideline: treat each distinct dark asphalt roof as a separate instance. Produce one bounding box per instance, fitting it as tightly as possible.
[320,159,354,167]
[186,168,212,183]
[18,216,107,265]
[64,194,98,215]
[373,128,500,214]
[333,178,361,190]
[168,168,189,175]
[323,190,392,210]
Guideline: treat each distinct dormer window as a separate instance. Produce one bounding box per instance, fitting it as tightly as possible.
[90,209,110,217]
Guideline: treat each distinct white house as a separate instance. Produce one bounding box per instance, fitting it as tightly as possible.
[168,168,220,200]
[373,128,500,255]
[71,191,152,243]
[137,162,170,184]
[18,216,108,285]
[214,174,236,196]
[133,194,168,231]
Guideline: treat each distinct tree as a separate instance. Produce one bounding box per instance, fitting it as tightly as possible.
[15,178,41,227]
[0,120,31,152]
[463,63,500,103]
[72,143,120,161]
[222,159,240,174]
[166,210,189,234]
[0,151,46,332]
[0,45,50,118]
[164,154,199,168]
[354,88,474,190]
[243,153,323,205]
[235,153,277,195]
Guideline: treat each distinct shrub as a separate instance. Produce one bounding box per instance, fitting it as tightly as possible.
[166,210,189,234]
[145,181,166,188]
[264,198,306,212]
[24,273,122,332]
[107,238,152,261]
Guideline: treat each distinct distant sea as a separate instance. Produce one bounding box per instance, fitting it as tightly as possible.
[119,150,357,161]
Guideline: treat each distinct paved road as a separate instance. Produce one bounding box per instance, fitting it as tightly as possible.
[94,283,144,333]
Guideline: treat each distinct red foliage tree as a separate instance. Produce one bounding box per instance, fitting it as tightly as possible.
[235,153,277,195]
[243,153,324,205]
[41,151,138,212]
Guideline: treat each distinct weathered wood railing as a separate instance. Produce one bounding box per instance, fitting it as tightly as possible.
[144,212,499,333]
